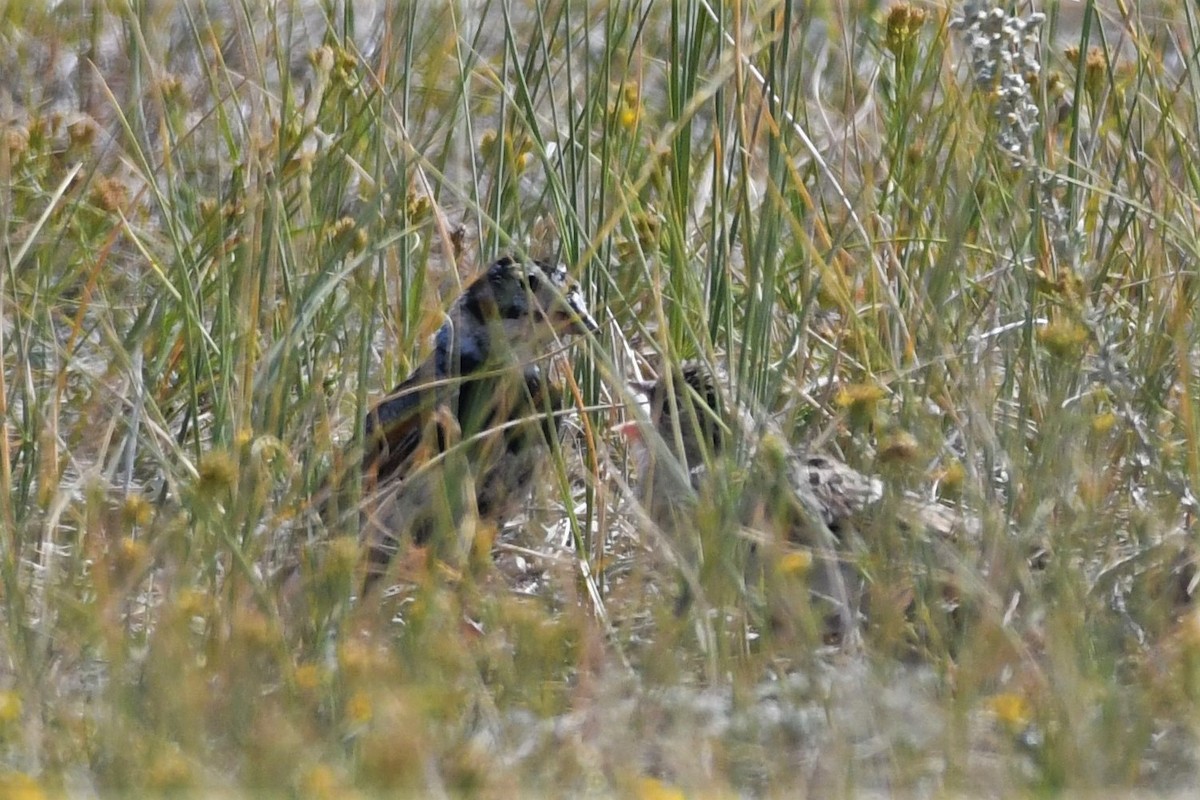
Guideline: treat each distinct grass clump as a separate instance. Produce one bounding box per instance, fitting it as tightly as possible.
[2,0,1200,794]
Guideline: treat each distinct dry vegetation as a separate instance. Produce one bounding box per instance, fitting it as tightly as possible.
[3,0,1200,796]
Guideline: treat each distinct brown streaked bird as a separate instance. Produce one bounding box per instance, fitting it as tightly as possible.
[627,362,974,541]
[334,255,598,594]
[622,361,977,635]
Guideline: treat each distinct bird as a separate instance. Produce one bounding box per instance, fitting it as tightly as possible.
[623,362,884,542]
[335,255,598,594]
[621,361,976,638]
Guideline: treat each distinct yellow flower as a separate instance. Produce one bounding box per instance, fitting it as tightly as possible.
[147,748,192,792]
[611,80,642,130]
[622,81,640,106]
[231,607,276,651]
[0,691,21,724]
[323,217,367,254]
[234,427,255,449]
[1091,411,1117,435]
[987,692,1032,731]
[1037,320,1089,359]
[634,776,685,800]
[835,382,885,412]
[121,493,153,527]
[338,639,390,682]
[294,664,323,693]
[776,549,813,577]
[480,129,498,155]
[879,430,919,464]
[300,764,341,799]
[885,3,927,56]
[934,460,965,495]
[0,772,45,800]
[346,690,374,725]
[405,190,432,222]
[196,450,238,495]
[835,382,886,427]
[1033,266,1083,300]
[176,588,212,619]
[113,537,149,578]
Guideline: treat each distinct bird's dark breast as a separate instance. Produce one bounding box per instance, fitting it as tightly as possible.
[398,370,555,530]
[459,285,492,326]
[477,445,544,519]
[434,322,489,377]
[458,368,559,519]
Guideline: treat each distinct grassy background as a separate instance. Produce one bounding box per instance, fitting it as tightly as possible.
[3,0,1200,795]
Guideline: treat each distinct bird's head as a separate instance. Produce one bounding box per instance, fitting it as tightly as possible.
[441,256,599,371]
[484,256,599,346]
[621,362,729,476]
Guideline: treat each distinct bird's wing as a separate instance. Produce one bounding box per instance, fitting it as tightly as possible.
[793,449,979,542]
[794,452,884,526]
[363,364,447,487]
[897,491,981,543]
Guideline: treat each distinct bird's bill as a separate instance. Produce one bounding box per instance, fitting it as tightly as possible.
[560,284,600,335]
[612,419,645,443]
